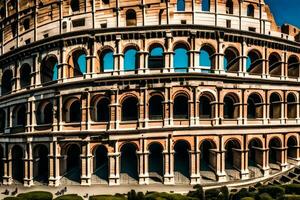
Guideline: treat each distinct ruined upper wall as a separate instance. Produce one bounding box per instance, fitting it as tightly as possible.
[0,0,297,55]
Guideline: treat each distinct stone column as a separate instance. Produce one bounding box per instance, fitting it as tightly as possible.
[164,31,173,73]
[114,35,122,75]
[263,47,269,79]
[240,149,249,180]
[52,96,59,132]
[59,45,68,82]
[163,137,174,184]
[189,31,197,72]
[32,53,41,88]
[138,88,146,129]
[81,141,91,186]
[281,51,287,80]
[108,141,120,185]
[215,35,225,74]
[2,145,12,185]
[239,39,247,77]
[163,85,173,127]
[109,90,119,130]
[190,148,201,185]
[85,37,96,78]
[280,91,286,124]
[216,136,226,182]
[48,139,60,187]
[14,61,20,92]
[24,142,34,187]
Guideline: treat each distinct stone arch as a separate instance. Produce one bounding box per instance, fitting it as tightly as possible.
[226,0,233,14]
[268,137,282,166]
[247,49,263,75]
[287,136,298,160]
[123,45,139,71]
[120,142,139,184]
[70,0,80,12]
[287,93,297,119]
[148,142,164,183]
[248,138,263,168]
[223,92,240,119]
[67,48,87,78]
[126,9,137,26]
[63,97,81,123]
[121,95,139,121]
[177,0,185,11]
[12,104,26,127]
[33,144,49,183]
[173,42,190,72]
[269,52,282,77]
[1,69,13,95]
[99,47,114,72]
[199,91,216,119]
[247,93,263,119]
[148,43,164,69]
[37,101,53,125]
[224,46,240,73]
[174,140,191,183]
[20,63,31,89]
[287,55,299,78]
[65,143,81,182]
[11,145,24,183]
[269,92,282,119]
[173,93,189,119]
[199,44,216,71]
[247,4,254,17]
[199,139,217,180]
[92,96,110,122]
[225,139,241,170]
[41,55,59,84]
[148,94,164,120]
[93,145,108,183]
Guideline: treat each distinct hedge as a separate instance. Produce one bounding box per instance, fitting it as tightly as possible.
[259,193,274,200]
[258,185,285,199]
[17,191,53,200]
[145,192,197,200]
[240,197,255,200]
[3,197,22,200]
[283,185,300,195]
[54,194,83,200]
[89,195,126,200]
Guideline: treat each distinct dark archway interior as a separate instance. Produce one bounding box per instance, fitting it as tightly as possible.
[269,93,281,119]
[16,105,26,126]
[287,137,297,159]
[20,64,31,89]
[44,103,53,124]
[149,95,163,120]
[1,70,13,95]
[41,56,58,84]
[225,140,241,169]
[96,98,110,122]
[224,96,237,119]
[287,94,297,119]
[94,145,108,181]
[200,140,215,171]
[122,97,138,121]
[0,109,5,132]
[288,56,299,78]
[148,143,164,182]
[0,147,3,181]
[69,100,81,123]
[12,146,24,183]
[247,94,263,119]
[126,9,137,26]
[174,140,190,182]
[269,53,281,76]
[34,145,49,182]
[248,139,263,167]
[173,95,189,119]
[120,143,138,181]
[247,50,263,75]
[269,138,281,164]
[199,96,212,118]
[65,144,81,182]
[224,48,239,72]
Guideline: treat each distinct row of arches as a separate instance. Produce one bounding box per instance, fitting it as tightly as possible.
[2,135,298,184]
[2,45,299,95]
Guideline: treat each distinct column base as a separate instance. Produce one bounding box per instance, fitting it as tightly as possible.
[23,178,34,187]
[240,171,250,180]
[262,167,270,176]
[163,174,175,185]
[2,176,13,185]
[280,163,289,171]
[48,176,61,187]
[190,173,201,185]
[139,174,149,185]
[109,175,120,186]
[81,176,91,186]
[216,172,227,182]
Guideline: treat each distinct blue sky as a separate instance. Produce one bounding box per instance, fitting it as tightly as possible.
[265,0,300,28]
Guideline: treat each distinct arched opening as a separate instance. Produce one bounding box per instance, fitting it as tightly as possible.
[41,55,59,84]
[1,70,13,95]
[199,95,214,118]
[67,100,81,123]
[121,97,138,121]
[288,56,299,78]
[287,93,297,119]
[12,145,24,183]
[120,143,138,184]
[0,109,6,132]
[202,0,210,11]
[269,93,281,119]
[148,143,164,183]
[95,98,110,122]
[287,136,298,160]
[37,102,53,125]
[23,18,30,30]
[14,104,26,127]
[174,140,190,183]
[247,50,263,75]
[149,95,164,120]
[173,94,189,119]
[124,47,138,71]
[66,144,81,182]
[102,0,109,5]
[224,47,239,73]
[174,44,189,72]
[20,64,31,89]
[248,139,263,167]
[69,49,86,78]
[126,9,137,26]
[199,45,215,72]
[247,4,254,17]
[148,45,164,69]
[225,139,241,170]
[226,0,233,14]
[100,49,114,72]
[71,0,80,12]
[33,145,49,183]
[177,0,185,11]
[200,140,216,181]
[93,145,108,183]
[269,137,282,172]
[269,53,282,77]
[223,94,239,119]
[247,93,263,119]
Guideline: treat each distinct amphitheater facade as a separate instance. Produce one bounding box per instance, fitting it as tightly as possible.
[0,0,299,187]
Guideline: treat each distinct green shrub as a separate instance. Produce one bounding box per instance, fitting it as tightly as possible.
[259,193,274,200]
[145,192,196,200]
[89,195,126,200]
[283,185,300,195]
[279,195,300,200]
[231,188,253,200]
[205,188,221,200]
[187,184,204,200]
[54,194,83,200]
[258,186,285,199]
[241,197,255,200]
[220,186,229,200]
[3,197,22,200]
[17,191,53,200]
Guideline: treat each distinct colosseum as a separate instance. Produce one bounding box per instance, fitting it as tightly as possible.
[0,0,299,188]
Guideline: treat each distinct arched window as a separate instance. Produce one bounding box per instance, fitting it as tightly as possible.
[100,49,114,72]
[247,4,254,17]
[14,104,26,126]
[199,95,213,118]
[226,0,233,14]
[247,50,263,75]
[149,95,163,120]
[269,93,281,119]
[37,102,53,125]
[41,55,59,84]
[71,0,80,12]
[173,95,189,119]
[224,47,239,73]
[96,98,110,122]
[177,0,185,11]
[68,100,81,123]
[20,64,31,89]
[148,45,164,69]
[269,53,282,77]
[202,0,210,11]
[121,97,138,121]
[0,109,6,132]
[247,93,263,119]
[174,44,189,72]
[287,93,297,119]
[200,45,215,72]
[124,47,138,71]
[223,94,239,119]
[23,18,30,30]
[288,56,300,78]
[126,9,137,26]
[102,0,109,4]
[1,70,13,95]
[70,50,87,77]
